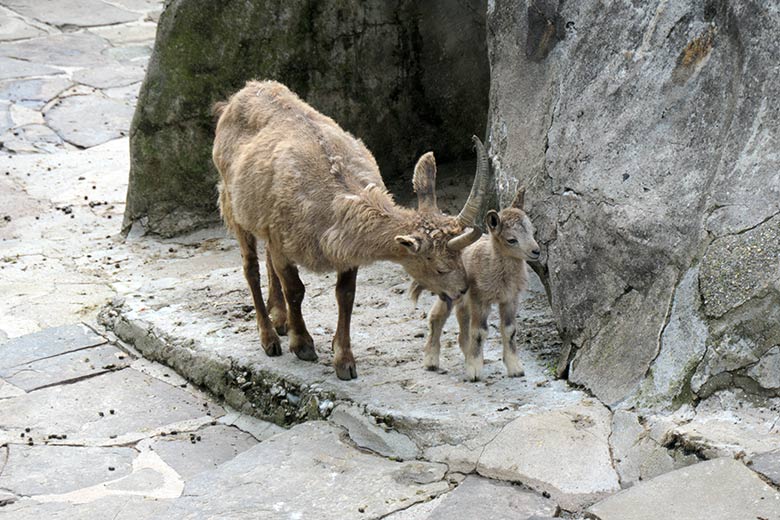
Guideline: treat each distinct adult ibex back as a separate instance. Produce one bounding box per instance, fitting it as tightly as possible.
[212,80,489,380]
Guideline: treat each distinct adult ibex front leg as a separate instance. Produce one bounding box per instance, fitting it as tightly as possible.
[333,268,359,379]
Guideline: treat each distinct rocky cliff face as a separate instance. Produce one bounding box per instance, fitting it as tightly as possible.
[125,0,488,235]
[487,0,780,408]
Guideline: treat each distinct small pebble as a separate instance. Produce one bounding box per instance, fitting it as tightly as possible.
[108,466,115,471]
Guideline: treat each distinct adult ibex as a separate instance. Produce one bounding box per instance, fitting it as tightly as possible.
[212,80,489,380]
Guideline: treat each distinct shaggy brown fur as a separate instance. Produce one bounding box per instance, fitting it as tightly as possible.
[213,80,483,380]
[423,188,540,381]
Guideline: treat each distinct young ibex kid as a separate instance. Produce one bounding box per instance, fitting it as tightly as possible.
[421,179,540,381]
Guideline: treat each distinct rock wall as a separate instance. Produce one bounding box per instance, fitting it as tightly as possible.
[488,0,780,408]
[124,0,488,236]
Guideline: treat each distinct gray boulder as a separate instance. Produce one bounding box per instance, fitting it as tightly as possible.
[125,0,489,236]
[487,0,780,407]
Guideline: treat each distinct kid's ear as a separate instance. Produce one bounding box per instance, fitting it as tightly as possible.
[395,235,421,253]
[512,187,526,210]
[486,210,502,233]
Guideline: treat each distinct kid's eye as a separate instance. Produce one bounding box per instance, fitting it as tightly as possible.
[507,238,518,245]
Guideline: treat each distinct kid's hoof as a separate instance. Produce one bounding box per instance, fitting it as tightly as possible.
[425,364,439,372]
[335,360,357,380]
[507,368,525,378]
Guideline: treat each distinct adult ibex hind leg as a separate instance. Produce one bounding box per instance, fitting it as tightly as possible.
[235,227,282,356]
[265,250,288,335]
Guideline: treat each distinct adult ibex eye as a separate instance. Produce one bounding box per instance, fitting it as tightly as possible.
[507,238,518,245]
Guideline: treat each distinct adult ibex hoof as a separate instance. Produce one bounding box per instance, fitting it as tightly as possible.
[262,337,282,357]
[270,308,288,336]
[290,333,317,361]
[260,326,282,356]
[274,323,288,336]
[291,343,318,362]
[335,361,357,380]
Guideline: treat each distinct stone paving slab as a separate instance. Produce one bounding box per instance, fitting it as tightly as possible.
[72,64,146,89]
[0,323,105,369]
[44,92,133,148]
[0,444,135,495]
[0,343,132,391]
[0,32,114,68]
[477,402,620,510]
[0,496,171,519]
[0,73,72,103]
[750,449,780,487]
[0,0,138,28]
[330,403,419,461]
[0,377,25,398]
[0,9,44,41]
[109,0,164,13]
[0,56,62,80]
[165,421,450,520]
[149,424,257,480]
[426,476,558,519]
[0,368,222,445]
[87,21,157,45]
[0,122,65,153]
[586,457,780,520]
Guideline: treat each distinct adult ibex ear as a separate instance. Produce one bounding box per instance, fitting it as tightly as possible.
[413,152,437,212]
[395,235,421,253]
[512,187,526,210]
[486,210,502,234]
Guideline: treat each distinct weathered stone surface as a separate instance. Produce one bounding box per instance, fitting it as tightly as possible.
[0,11,44,41]
[750,449,780,487]
[0,56,61,80]
[0,343,132,391]
[149,425,257,479]
[587,458,780,520]
[747,346,780,390]
[73,64,146,89]
[609,410,697,488]
[124,0,489,235]
[0,445,135,495]
[1,123,65,153]
[665,390,780,458]
[634,268,708,408]
[0,368,221,445]
[477,402,619,510]
[426,476,558,519]
[0,77,71,109]
[330,404,419,461]
[166,422,449,519]
[0,0,138,28]
[45,93,134,148]
[0,323,105,369]
[488,0,780,406]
